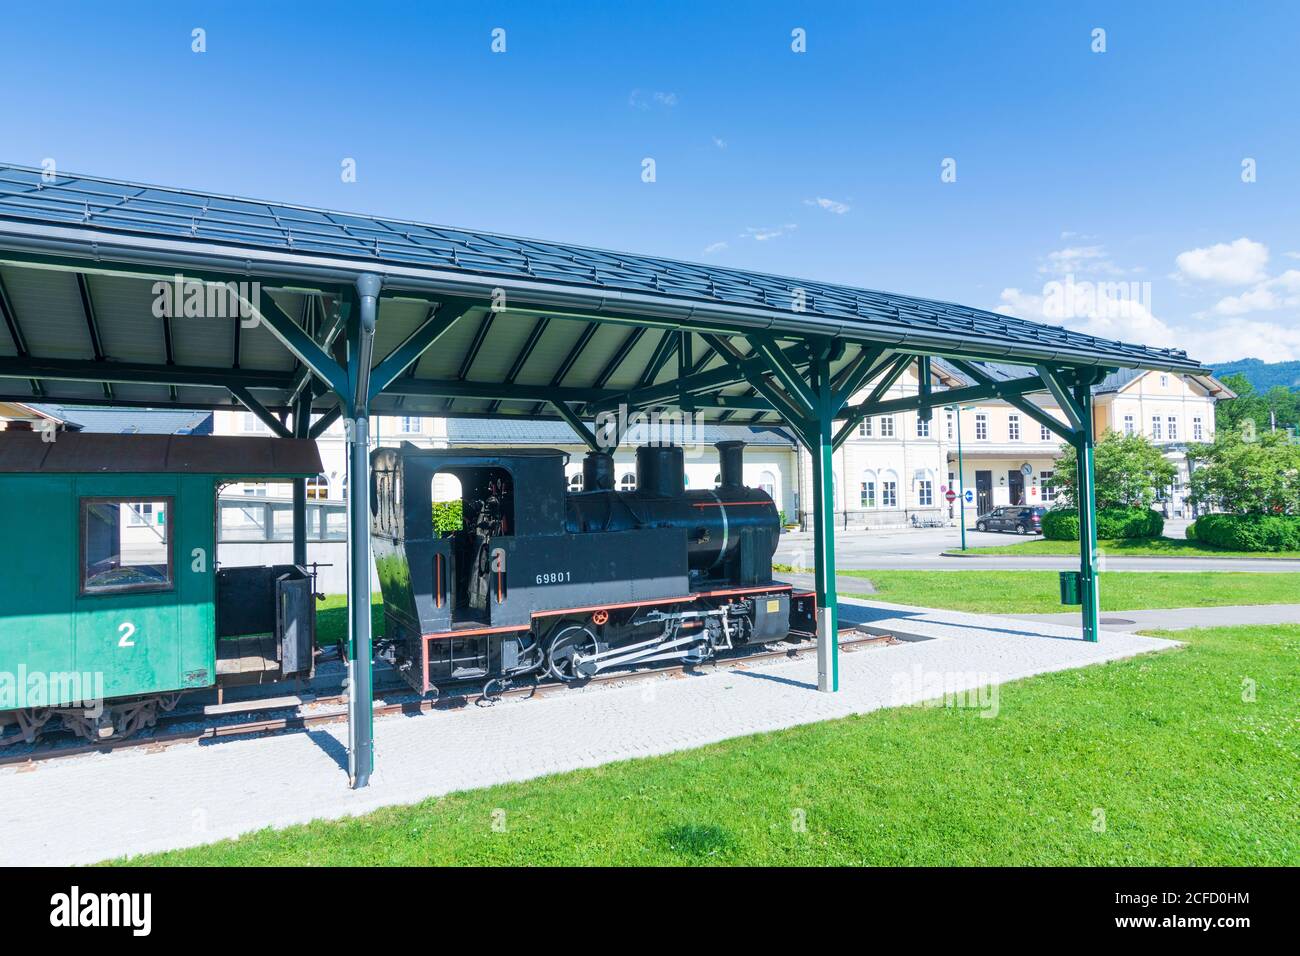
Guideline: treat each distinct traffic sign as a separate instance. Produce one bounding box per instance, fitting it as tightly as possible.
[964,489,975,503]
[944,489,958,503]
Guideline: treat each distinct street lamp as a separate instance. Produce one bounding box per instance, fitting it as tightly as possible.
[945,404,977,551]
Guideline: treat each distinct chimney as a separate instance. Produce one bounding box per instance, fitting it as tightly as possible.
[715,440,745,488]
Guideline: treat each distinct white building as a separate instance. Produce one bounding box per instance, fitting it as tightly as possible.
[789,363,1233,528]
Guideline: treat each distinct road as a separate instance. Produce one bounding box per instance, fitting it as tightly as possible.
[774,525,1300,573]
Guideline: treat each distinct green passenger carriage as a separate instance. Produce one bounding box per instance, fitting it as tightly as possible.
[0,431,322,743]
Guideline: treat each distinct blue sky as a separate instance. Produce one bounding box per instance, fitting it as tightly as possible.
[3,1,1298,362]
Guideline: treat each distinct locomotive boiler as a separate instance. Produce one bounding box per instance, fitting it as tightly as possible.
[371,440,815,694]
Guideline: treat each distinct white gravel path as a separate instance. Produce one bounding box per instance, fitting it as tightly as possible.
[0,598,1179,865]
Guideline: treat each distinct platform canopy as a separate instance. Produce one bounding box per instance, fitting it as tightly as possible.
[0,163,1202,436]
[0,162,1206,786]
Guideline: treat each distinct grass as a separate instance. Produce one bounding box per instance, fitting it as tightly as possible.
[314,593,383,647]
[838,570,1300,614]
[945,536,1300,559]
[116,623,1300,865]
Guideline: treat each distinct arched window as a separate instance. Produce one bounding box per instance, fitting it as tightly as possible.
[619,472,636,492]
[306,474,330,500]
[759,470,776,499]
[713,472,722,488]
[916,469,935,507]
[567,472,584,491]
[860,469,877,508]
[880,469,899,509]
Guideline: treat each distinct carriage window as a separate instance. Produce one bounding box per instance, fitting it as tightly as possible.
[81,498,174,594]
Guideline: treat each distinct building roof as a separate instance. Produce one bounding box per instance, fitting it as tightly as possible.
[444,418,798,447]
[25,403,212,434]
[932,359,1234,400]
[0,432,320,475]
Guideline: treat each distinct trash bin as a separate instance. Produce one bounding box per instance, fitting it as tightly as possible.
[1059,570,1082,605]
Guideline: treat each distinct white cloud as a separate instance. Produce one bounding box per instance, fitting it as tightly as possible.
[1208,270,1300,316]
[628,89,678,110]
[997,283,1300,363]
[711,136,727,149]
[804,196,850,214]
[741,224,797,241]
[1175,237,1269,285]
[1037,244,1123,276]
[702,241,728,254]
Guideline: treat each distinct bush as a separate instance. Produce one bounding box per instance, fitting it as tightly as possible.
[1042,507,1164,541]
[1188,513,1300,552]
[432,499,464,533]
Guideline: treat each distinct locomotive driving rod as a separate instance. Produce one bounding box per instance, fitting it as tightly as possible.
[573,633,708,675]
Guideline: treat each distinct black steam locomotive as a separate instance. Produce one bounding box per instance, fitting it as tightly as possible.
[371,440,815,693]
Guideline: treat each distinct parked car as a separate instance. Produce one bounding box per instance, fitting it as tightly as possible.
[975,505,1045,534]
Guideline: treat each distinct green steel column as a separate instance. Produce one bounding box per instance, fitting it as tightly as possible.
[1074,384,1100,642]
[291,390,311,568]
[809,356,839,692]
[346,273,380,788]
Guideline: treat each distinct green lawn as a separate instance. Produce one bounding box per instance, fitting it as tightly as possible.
[116,623,1299,865]
[839,570,1300,614]
[945,537,1300,559]
[315,593,384,647]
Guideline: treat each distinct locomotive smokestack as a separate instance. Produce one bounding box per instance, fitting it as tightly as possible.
[581,451,615,491]
[715,440,745,488]
[635,444,684,497]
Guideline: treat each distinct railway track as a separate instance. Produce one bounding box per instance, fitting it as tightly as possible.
[0,631,894,769]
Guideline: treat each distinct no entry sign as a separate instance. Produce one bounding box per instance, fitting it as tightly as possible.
[945,489,958,503]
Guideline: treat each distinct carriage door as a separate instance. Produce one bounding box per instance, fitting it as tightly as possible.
[73,478,182,700]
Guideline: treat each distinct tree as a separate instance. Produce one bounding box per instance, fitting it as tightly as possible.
[1188,430,1300,515]
[1052,431,1176,509]
[1216,373,1300,439]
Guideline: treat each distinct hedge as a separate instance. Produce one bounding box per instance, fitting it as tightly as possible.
[1041,507,1164,541]
[1188,513,1300,552]
[432,499,464,533]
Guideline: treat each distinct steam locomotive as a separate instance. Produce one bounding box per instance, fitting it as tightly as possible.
[371,440,815,693]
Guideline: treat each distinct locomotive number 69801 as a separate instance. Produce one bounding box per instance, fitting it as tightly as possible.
[535,570,572,585]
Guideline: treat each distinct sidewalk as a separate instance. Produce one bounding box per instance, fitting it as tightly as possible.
[0,598,1179,866]
[1001,604,1300,632]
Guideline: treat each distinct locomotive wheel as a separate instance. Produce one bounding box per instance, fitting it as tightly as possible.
[547,624,599,682]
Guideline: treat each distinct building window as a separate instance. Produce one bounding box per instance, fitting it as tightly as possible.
[974,413,988,440]
[399,416,422,434]
[81,498,173,595]
[1041,470,1056,502]
[1193,416,1203,441]
[880,416,894,438]
[860,480,876,508]
[917,417,930,438]
[1160,374,1169,387]
[619,472,636,491]
[242,413,268,434]
[1008,414,1020,441]
[1167,416,1178,441]
[946,412,954,440]
[1040,423,1052,442]
[881,481,897,508]
[860,418,872,438]
[918,480,933,506]
[759,471,776,499]
[1123,414,1135,436]
[307,474,330,500]
[567,473,584,491]
[1151,416,1162,440]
